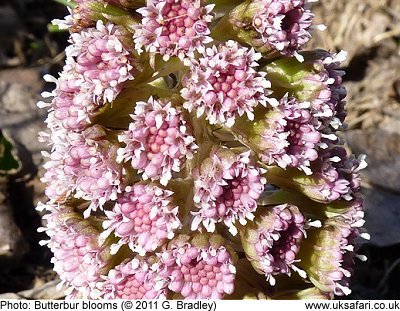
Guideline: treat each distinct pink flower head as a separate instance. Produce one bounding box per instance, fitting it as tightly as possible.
[39,70,95,132]
[102,258,168,299]
[252,0,313,56]
[282,98,321,170]
[302,216,362,296]
[302,147,367,203]
[70,0,97,31]
[134,0,214,60]
[246,96,321,174]
[67,20,135,103]
[182,41,276,127]
[263,50,347,130]
[47,92,94,131]
[101,183,181,255]
[264,96,321,173]
[39,204,108,299]
[240,204,306,286]
[39,20,137,132]
[117,97,197,186]
[302,51,348,129]
[192,148,266,235]
[41,126,122,214]
[158,234,236,299]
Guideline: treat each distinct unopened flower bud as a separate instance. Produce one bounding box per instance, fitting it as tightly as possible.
[297,216,362,296]
[263,50,348,128]
[239,204,306,286]
[213,0,314,58]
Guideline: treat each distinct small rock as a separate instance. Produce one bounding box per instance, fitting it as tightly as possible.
[363,186,400,247]
[0,81,48,167]
[0,181,29,261]
[0,68,43,92]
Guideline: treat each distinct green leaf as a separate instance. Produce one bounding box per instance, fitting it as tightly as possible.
[0,130,21,176]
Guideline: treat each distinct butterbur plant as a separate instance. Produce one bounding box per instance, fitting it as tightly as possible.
[38,0,368,299]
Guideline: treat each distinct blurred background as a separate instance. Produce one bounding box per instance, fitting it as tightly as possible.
[0,0,399,299]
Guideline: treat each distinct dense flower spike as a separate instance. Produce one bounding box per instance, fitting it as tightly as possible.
[134,0,214,60]
[38,0,366,300]
[117,97,197,185]
[158,234,236,299]
[240,204,306,286]
[102,183,181,255]
[192,148,266,235]
[102,258,168,299]
[181,40,276,127]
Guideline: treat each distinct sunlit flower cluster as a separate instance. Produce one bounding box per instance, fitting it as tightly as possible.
[38,0,367,300]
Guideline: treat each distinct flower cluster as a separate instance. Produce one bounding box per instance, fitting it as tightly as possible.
[181,40,276,127]
[103,258,168,299]
[101,183,181,255]
[192,148,266,235]
[38,0,367,300]
[37,203,109,299]
[134,0,214,60]
[242,95,321,173]
[40,20,136,132]
[117,97,197,185]
[250,0,314,56]
[240,204,307,286]
[158,234,237,299]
